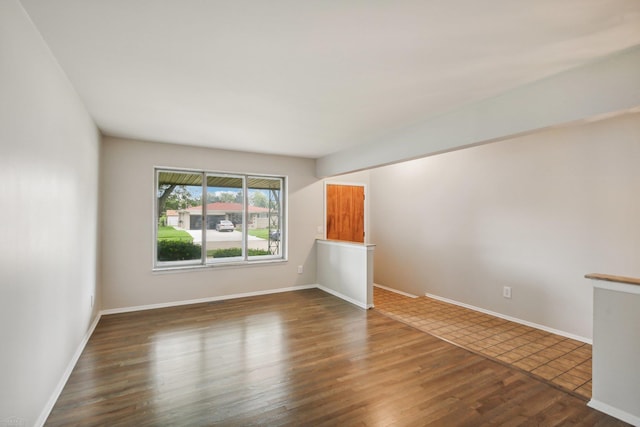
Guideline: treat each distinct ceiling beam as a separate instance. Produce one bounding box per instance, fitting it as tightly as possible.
[316,45,640,178]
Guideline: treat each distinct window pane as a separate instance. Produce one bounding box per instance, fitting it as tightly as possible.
[205,175,244,261]
[248,177,282,258]
[155,168,285,270]
[156,171,203,263]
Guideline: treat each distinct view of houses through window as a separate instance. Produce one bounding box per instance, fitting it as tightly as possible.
[155,169,284,268]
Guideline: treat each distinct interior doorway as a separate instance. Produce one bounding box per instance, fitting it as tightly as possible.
[325,183,365,243]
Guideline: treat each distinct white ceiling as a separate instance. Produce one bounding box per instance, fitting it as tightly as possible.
[19,0,640,158]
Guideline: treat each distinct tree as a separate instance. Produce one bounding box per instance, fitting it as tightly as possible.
[157,185,198,218]
[157,184,176,219]
[207,190,243,204]
[249,191,268,207]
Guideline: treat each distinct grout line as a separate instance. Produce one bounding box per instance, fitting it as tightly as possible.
[373,288,593,401]
[424,292,592,344]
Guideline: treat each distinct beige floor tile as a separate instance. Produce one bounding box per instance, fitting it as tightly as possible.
[373,287,592,399]
[483,346,506,357]
[531,365,564,380]
[496,350,526,364]
[535,347,567,361]
[566,366,591,382]
[513,357,544,371]
[575,380,592,398]
[547,357,579,372]
[553,372,588,390]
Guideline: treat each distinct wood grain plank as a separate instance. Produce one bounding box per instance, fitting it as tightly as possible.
[46,289,628,426]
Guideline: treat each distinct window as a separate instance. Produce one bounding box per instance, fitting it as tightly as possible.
[155,168,285,269]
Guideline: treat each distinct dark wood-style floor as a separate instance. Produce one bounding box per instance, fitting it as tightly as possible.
[46,289,626,426]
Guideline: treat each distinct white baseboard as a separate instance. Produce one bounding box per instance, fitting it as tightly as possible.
[36,283,365,425]
[38,285,317,424]
[373,285,590,344]
[35,284,596,427]
[588,399,640,426]
[424,292,592,344]
[374,283,419,298]
[35,312,102,427]
[101,284,374,317]
[316,285,371,309]
[100,284,317,315]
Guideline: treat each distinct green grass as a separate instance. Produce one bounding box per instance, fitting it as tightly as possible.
[157,226,193,242]
[247,228,279,240]
[248,228,268,239]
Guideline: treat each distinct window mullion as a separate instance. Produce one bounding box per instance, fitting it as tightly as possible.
[243,176,248,261]
[201,172,207,264]
[154,168,285,269]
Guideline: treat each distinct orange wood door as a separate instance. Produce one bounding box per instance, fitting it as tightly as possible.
[326,184,365,243]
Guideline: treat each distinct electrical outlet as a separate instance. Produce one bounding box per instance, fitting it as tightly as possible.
[297,265,303,274]
[503,286,512,299]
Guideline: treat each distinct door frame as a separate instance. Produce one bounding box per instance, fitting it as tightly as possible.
[323,181,368,244]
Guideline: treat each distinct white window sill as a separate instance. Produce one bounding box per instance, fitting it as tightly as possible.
[152,257,288,274]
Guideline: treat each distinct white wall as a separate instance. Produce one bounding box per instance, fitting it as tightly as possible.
[0,1,100,425]
[317,240,374,309]
[590,284,640,425]
[101,137,323,310]
[370,113,640,340]
[317,46,640,177]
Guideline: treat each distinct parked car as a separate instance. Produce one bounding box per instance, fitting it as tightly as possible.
[269,229,281,241]
[216,220,235,232]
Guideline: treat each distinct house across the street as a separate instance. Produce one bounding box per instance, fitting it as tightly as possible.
[165,210,179,226]
[171,202,271,230]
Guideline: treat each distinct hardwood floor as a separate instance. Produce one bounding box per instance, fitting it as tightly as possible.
[46,289,627,426]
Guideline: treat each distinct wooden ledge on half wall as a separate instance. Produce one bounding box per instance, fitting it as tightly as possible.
[584,273,640,287]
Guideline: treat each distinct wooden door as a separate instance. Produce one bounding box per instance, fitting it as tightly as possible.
[326,184,365,243]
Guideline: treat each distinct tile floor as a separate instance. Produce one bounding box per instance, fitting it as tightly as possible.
[373,286,593,399]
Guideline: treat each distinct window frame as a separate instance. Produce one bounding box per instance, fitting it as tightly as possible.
[153,167,287,271]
